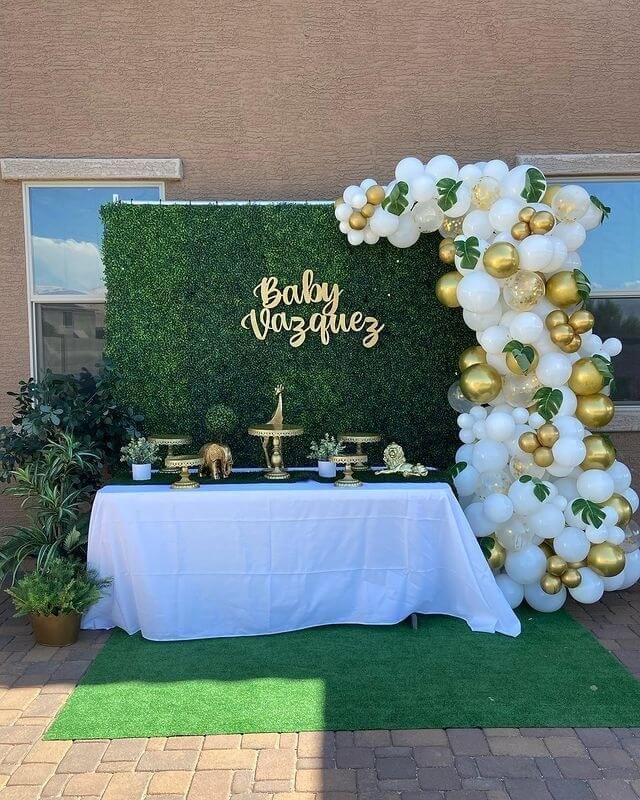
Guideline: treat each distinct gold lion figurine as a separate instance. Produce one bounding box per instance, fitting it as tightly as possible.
[375,442,431,477]
[199,443,233,479]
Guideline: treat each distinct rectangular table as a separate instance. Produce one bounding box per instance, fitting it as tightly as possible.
[82,481,520,640]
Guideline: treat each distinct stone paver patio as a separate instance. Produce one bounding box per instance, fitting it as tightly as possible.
[0,588,640,799]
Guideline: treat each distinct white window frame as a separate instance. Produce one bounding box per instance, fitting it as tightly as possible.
[517,154,640,430]
[22,180,165,377]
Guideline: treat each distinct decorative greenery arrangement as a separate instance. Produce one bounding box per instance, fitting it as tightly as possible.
[102,203,473,467]
[205,404,239,440]
[0,361,143,483]
[0,435,99,582]
[307,434,345,462]
[120,437,159,466]
[6,558,110,617]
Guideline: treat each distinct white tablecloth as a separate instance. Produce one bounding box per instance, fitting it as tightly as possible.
[83,481,520,639]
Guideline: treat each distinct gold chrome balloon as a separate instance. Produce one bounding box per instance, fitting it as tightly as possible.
[568,358,606,396]
[435,271,462,307]
[529,210,555,234]
[575,393,614,428]
[348,211,367,231]
[547,555,568,576]
[563,335,582,354]
[581,434,616,470]
[459,364,502,404]
[545,271,581,307]
[459,345,487,372]
[366,185,386,205]
[537,423,560,448]
[549,324,575,346]
[534,446,554,467]
[483,242,519,278]
[541,573,563,594]
[603,493,633,527]
[569,309,595,334]
[540,541,555,559]
[486,538,506,570]
[511,222,531,241]
[518,206,536,223]
[361,203,375,219]
[506,348,539,376]
[546,310,569,330]
[587,543,626,577]
[561,567,582,588]
[438,238,456,265]
[518,432,540,454]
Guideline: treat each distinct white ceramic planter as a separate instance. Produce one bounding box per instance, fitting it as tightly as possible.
[132,463,152,481]
[318,460,337,478]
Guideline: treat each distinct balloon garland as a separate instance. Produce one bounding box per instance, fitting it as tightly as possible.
[336,156,639,612]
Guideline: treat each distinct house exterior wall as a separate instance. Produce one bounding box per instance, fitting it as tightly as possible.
[1,1,639,464]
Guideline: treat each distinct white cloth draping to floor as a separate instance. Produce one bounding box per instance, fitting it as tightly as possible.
[82,481,520,640]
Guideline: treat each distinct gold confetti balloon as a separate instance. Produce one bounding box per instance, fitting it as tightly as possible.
[483,242,520,279]
[435,271,462,307]
[580,434,616,470]
[459,364,502,404]
[472,176,500,209]
[440,215,465,238]
[459,345,487,372]
[503,271,545,311]
[587,543,626,577]
[545,270,581,307]
[575,393,614,428]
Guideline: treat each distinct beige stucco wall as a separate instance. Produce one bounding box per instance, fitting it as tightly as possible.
[1,0,640,423]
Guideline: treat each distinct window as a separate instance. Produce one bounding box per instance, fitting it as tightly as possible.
[24,183,162,376]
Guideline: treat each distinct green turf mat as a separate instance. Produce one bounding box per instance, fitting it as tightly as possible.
[46,609,640,739]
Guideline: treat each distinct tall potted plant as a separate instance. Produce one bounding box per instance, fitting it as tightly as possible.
[308,434,345,478]
[6,558,110,646]
[120,437,159,480]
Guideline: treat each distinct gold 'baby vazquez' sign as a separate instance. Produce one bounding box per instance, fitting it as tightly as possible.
[240,269,384,348]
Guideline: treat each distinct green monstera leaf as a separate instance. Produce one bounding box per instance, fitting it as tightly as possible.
[533,387,563,422]
[590,194,611,223]
[521,167,546,203]
[437,178,463,212]
[574,269,591,304]
[381,181,409,216]
[518,475,551,502]
[454,237,480,269]
[572,498,606,529]
[592,354,614,390]
[503,340,536,374]
[447,461,467,480]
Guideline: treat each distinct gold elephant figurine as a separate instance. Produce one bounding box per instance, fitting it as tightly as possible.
[199,443,233,479]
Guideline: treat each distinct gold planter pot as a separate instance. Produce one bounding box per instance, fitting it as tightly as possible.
[30,613,81,647]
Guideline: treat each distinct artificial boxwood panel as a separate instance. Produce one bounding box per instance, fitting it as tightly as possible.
[102,203,473,467]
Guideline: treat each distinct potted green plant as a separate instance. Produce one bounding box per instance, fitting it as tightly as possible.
[6,558,110,647]
[120,436,159,480]
[308,434,345,478]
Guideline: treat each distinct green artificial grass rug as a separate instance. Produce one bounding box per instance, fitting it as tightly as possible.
[47,610,640,739]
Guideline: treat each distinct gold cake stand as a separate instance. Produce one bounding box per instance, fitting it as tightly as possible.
[248,423,304,480]
[148,434,193,472]
[330,452,368,487]
[166,454,203,489]
[339,432,382,470]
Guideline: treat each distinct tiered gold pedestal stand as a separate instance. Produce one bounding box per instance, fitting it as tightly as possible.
[166,455,203,489]
[248,424,304,480]
[339,432,382,470]
[330,453,368,487]
[148,434,193,472]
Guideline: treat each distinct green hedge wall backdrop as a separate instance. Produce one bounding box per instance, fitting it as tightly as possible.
[102,203,474,467]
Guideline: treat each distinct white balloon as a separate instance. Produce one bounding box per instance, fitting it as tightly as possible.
[463,306,503,332]
[578,202,604,231]
[554,527,590,562]
[553,221,586,251]
[546,238,568,273]
[488,197,523,232]
[527,503,566,540]
[557,386,578,416]
[528,412,545,429]
[363,228,380,245]
[463,209,494,240]
[395,157,424,182]
[536,352,572,387]
[495,517,529,551]
[513,407,529,424]
[554,415,584,438]
[505,545,547,584]
[472,421,486,440]
[608,461,632,493]
[457,272,501,313]
[509,312,544,345]
[457,413,474,429]
[625,487,639,513]
[551,495,568,510]
[459,163,483,183]
[580,333,603,356]
[335,202,352,222]
[602,571,626,592]
[564,503,587,530]
[453,463,480,497]
[350,191,367,210]
[412,202,444,233]
[496,573,524,608]
[545,462,575,478]
[484,493,514,524]
[552,437,587,468]
[568,567,604,604]
[411,174,437,202]
[553,477,579,501]
[606,525,625,546]
[508,479,543,516]
[485,411,516,442]
[347,230,364,245]
[483,159,510,182]
[619,549,640,590]
[445,184,472,218]
[369,207,400,237]
[387,215,420,248]
[456,444,474,463]
[585,523,608,544]
[339,221,350,234]
[517,235,554,271]
[479,325,511,355]
[342,185,362,205]
[472,440,510,473]
[470,406,488,420]
[576,470,615,504]
[359,178,377,191]
[602,337,622,357]
[500,164,535,200]
[486,353,508,374]
[465,501,494,537]
[459,428,476,444]
[525,582,567,612]
[425,155,458,181]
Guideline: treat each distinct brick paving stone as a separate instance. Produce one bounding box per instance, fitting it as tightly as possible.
[196,748,257,771]
[0,728,43,746]
[297,756,335,769]
[7,762,55,786]
[555,757,602,780]
[147,770,193,795]
[504,777,554,799]
[242,733,279,749]
[278,733,298,749]
[590,779,638,800]
[96,761,138,773]
[255,749,296,781]
[20,694,66,718]
[521,729,576,737]
[447,730,490,756]
[536,757,563,780]
[416,766,461,790]
[488,736,549,757]
[545,737,588,757]
[476,755,539,778]
[391,730,448,747]
[231,770,253,793]
[0,789,42,800]
[484,728,521,737]
[0,691,40,711]
[375,746,412,757]
[253,779,291,792]
[376,757,416,780]
[186,770,233,799]
[102,738,147,762]
[21,740,70,763]
[297,731,335,757]
[41,774,70,797]
[413,747,454,767]
[61,773,111,796]
[137,751,198,772]
[146,738,167,751]
[588,747,636,772]
[444,792,488,800]
[165,736,204,751]
[335,747,375,768]
[455,756,478,778]
[57,742,108,774]
[354,731,392,748]
[203,734,241,749]
[272,794,315,800]
[546,778,598,799]
[295,768,356,791]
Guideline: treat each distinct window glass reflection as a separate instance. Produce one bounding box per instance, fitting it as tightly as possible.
[587,297,640,402]
[35,303,105,376]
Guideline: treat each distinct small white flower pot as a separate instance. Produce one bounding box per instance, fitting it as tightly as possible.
[132,463,152,481]
[318,460,337,479]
